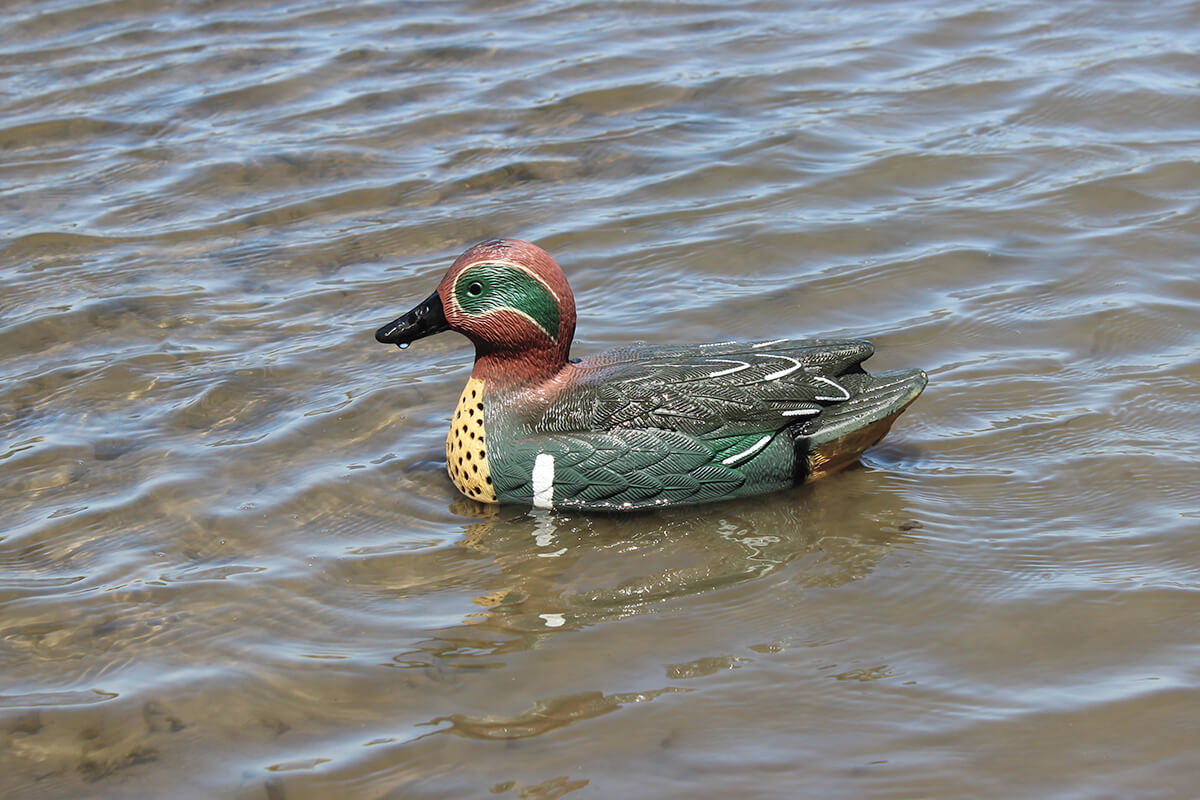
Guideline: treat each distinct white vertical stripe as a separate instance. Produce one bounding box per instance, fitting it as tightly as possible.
[532,453,555,509]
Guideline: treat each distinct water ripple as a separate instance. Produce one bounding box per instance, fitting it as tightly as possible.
[2,0,1199,797]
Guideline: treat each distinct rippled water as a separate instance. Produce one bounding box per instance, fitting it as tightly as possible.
[3,1,1199,797]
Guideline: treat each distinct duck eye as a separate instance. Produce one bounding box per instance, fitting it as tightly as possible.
[466,281,484,297]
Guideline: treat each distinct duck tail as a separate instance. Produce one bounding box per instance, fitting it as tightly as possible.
[800,368,926,481]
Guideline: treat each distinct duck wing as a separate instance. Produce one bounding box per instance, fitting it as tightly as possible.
[541,338,903,440]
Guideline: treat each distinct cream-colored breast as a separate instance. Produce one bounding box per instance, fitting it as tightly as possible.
[446,377,497,503]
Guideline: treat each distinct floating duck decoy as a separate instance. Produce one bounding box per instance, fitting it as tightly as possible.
[376,239,926,511]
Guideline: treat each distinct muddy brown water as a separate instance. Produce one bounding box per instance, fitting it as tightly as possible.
[3,1,1199,798]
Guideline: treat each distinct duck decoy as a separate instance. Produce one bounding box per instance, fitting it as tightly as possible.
[376,239,926,511]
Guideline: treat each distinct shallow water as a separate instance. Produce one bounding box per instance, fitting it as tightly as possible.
[3,0,1199,797]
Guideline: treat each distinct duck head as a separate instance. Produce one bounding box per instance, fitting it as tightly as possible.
[376,239,577,383]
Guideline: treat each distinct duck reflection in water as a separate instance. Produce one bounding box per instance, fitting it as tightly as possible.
[443,469,922,636]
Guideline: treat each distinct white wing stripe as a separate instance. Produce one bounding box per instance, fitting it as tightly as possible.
[706,359,751,377]
[813,376,850,401]
[721,435,772,466]
[782,408,820,417]
[757,353,802,381]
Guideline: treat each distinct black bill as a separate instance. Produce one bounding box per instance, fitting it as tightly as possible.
[375,291,449,348]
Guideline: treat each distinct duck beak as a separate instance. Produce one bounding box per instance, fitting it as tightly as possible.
[375,291,450,348]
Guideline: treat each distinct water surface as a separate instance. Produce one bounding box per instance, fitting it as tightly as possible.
[2,1,1199,797]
